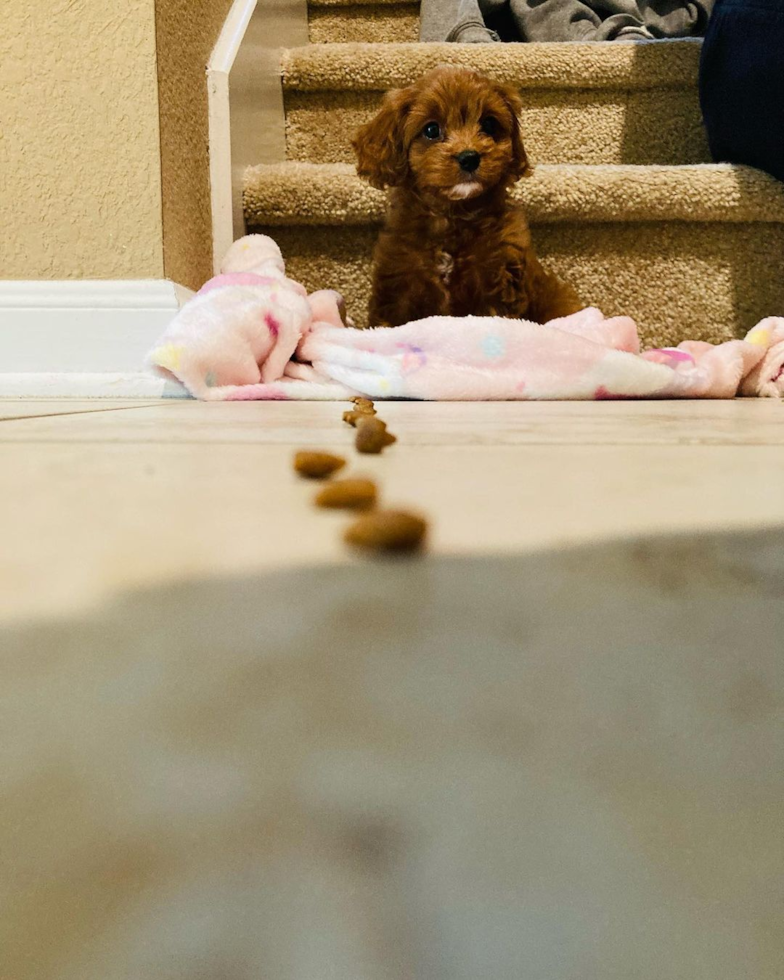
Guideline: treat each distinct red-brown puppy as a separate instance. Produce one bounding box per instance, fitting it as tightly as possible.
[352,66,583,327]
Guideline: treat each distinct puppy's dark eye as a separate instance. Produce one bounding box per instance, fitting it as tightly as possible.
[422,122,441,140]
[480,116,499,137]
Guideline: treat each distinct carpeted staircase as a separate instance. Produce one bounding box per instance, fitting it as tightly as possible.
[245,12,784,347]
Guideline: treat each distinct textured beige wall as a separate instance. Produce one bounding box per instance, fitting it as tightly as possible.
[155,0,235,290]
[0,1,164,279]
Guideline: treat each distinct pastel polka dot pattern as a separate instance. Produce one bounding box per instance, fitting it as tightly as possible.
[643,348,696,368]
[398,344,427,374]
[154,344,184,372]
[746,324,772,347]
[482,335,506,360]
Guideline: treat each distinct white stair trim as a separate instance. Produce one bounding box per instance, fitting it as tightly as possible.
[208,0,308,273]
[0,280,192,391]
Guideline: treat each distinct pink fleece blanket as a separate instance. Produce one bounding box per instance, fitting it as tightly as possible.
[150,307,784,401]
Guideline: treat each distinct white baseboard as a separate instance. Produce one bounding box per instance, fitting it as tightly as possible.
[0,373,190,398]
[0,279,192,394]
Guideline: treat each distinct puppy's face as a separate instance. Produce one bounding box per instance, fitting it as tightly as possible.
[353,67,529,201]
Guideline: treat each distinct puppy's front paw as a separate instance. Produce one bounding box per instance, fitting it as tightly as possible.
[500,262,524,306]
[436,250,454,286]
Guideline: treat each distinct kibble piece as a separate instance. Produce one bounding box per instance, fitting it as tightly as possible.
[294,451,346,479]
[344,510,427,553]
[355,416,397,454]
[343,409,371,427]
[315,478,378,511]
[342,404,378,427]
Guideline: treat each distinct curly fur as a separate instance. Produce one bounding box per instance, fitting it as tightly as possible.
[352,66,584,327]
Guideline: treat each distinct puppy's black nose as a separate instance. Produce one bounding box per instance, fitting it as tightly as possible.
[456,150,481,173]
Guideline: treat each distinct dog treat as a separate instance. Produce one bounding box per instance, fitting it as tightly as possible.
[343,409,376,426]
[293,451,346,479]
[344,510,427,553]
[355,416,397,454]
[342,399,377,426]
[315,478,378,511]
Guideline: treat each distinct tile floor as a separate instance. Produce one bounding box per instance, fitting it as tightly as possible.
[1,397,783,623]
[3,397,783,980]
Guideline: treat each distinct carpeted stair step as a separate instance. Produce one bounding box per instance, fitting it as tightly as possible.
[309,0,419,44]
[282,40,710,167]
[244,160,784,347]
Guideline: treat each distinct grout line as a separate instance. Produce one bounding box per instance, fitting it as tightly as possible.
[0,438,781,448]
[0,402,181,424]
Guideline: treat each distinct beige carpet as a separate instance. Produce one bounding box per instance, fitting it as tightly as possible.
[282,41,709,165]
[245,26,784,346]
[309,1,419,43]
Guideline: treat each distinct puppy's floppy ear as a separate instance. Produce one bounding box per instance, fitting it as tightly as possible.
[496,82,531,180]
[352,87,413,189]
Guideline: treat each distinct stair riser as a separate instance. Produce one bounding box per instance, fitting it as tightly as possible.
[309,5,419,43]
[285,88,710,166]
[246,220,784,346]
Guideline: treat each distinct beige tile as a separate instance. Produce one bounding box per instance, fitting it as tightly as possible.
[0,398,783,445]
[2,398,783,979]
[0,441,347,622]
[1,528,783,980]
[0,399,169,422]
[1,398,784,622]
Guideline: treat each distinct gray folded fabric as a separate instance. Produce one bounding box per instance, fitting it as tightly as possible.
[447,0,501,42]
[420,0,499,42]
[420,0,714,43]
